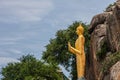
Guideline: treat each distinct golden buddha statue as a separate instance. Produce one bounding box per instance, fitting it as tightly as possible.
[68,24,86,80]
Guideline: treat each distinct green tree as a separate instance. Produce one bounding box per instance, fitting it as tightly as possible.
[1,54,62,80]
[42,21,90,80]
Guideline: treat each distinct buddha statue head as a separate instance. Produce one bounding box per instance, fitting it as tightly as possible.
[76,24,84,35]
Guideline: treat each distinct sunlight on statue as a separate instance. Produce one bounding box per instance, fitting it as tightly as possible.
[68,24,86,80]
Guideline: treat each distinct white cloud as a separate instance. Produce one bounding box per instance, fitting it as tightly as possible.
[0,0,54,23]
[9,49,22,54]
[0,37,24,41]
[0,57,19,65]
[0,37,24,45]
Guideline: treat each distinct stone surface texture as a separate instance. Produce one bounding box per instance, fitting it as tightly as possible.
[86,1,120,80]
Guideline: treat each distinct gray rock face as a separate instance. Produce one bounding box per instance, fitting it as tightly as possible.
[86,1,120,80]
[87,13,108,80]
[106,1,120,52]
[89,12,109,34]
[110,61,120,80]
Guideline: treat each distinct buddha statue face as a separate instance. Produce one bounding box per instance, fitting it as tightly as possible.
[76,25,84,35]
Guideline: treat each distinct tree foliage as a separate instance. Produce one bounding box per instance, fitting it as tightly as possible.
[1,54,62,80]
[42,21,90,80]
[102,52,120,74]
[1,21,90,80]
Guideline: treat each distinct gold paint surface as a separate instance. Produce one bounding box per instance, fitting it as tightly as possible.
[68,24,85,78]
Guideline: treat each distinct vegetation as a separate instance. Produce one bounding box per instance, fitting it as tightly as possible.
[42,21,90,80]
[1,2,119,80]
[1,21,90,80]
[97,41,108,61]
[1,54,63,80]
[102,52,120,74]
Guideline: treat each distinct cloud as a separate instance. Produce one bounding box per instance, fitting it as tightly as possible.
[0,37,24,45]
[0,37,24,41]
[0,48,23,58]
[0,0,54,23]
[0,57,19,65]
[9,49,22,54]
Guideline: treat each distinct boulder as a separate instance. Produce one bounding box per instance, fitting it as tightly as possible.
[86,0,120,80]
[110,61,120,80]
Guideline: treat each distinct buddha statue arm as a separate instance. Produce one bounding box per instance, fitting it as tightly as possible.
[68,42,82,55]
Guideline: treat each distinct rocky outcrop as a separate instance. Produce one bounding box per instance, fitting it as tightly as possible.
[110,61,120,80]
[106,1,120,52]
[86,1,120,80]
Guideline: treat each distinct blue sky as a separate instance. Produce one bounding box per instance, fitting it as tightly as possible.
[0,0,115,78]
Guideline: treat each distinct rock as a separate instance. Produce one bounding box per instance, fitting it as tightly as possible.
[103,74,110,80]
[86,0,120,80]
[86,23,107,80]
[110,61,120,80]
[106,1,120,52]
[89,12,109,34]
